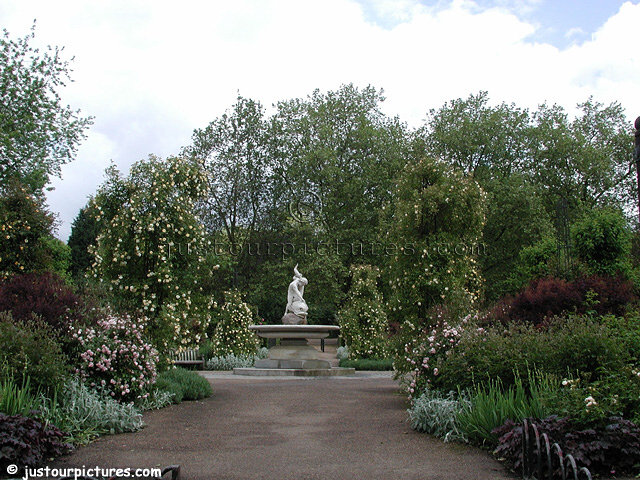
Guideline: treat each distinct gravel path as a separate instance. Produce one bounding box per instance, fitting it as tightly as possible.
[51,372,514,480]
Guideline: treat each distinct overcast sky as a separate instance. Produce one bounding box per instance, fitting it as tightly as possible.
[1,0,639,241]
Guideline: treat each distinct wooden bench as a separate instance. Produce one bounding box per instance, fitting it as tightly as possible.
[172,349,205,369]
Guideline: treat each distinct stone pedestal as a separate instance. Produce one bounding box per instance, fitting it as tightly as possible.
[233,324,354,377]
[254,338,331,369]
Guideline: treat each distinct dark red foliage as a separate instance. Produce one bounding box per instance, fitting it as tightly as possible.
[485,275,636,327]
[494,416,640,476]
[573,275,635,317]
[0,272,85,335]
[0,413,72,474]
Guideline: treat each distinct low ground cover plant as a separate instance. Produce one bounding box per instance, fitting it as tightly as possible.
[494,415,640,476]
[0,413,72,475]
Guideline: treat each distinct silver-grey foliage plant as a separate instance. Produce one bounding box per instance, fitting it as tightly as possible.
[408,388,470,442]
[206,347,269,370]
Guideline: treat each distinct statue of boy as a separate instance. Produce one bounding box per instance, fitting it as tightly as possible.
[282,264,308,325]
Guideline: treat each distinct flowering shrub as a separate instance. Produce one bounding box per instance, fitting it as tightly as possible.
[338,265,389,359]
[394,307,479,399]
[0,182,55,277]
[71,310,159,402]
[382,156,486,324]
[208,290,259,356]
[91,155,218,352]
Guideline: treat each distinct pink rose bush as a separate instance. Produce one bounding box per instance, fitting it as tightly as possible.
[396,308,484,400]
[71,310,159,401]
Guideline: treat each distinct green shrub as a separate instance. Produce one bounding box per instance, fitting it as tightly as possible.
[433,315,631,394]
[0,312,69,394]
[408,388,469,442]
[155,368,212,403]
[339,358,393,371]
[338,265,389,359]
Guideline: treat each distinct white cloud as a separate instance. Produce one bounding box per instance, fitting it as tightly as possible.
[1,0,638,240]
[565,26,585,39]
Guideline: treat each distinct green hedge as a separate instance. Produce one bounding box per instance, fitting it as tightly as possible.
[339,358,393,371]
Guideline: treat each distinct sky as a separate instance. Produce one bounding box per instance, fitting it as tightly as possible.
[1,0,639,241]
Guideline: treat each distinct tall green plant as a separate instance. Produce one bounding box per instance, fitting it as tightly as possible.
[209,290,259,356]
[338,265,389,358]
[456,375,550,445]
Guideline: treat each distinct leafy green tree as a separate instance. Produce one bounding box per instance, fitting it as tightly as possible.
[67,203,99,278]
[530,98,634,216]
[0,181,55,277]
[421,91,530,179]
[269,84,409,264]
[0,25,92,193]
[183,96,269,258]
[91,155,218,351]
[506,236,557,292]
[419,92,633,302]
[480,175,553,300]
[338,265,389,359]
[39,235,71,281]
[571,207,632,277]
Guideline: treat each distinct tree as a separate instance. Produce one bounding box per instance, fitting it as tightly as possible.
[0,181,55,277]
[269,84,409,263]
[421,91,530,179]
[571,207,632,277]
[419,92,633,301]
[0,24,92,194]
[67,203,99,278]
[530,98,634,217]
[183,96,269,258]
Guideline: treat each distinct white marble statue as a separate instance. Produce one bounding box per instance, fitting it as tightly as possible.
[283,264,308,324]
